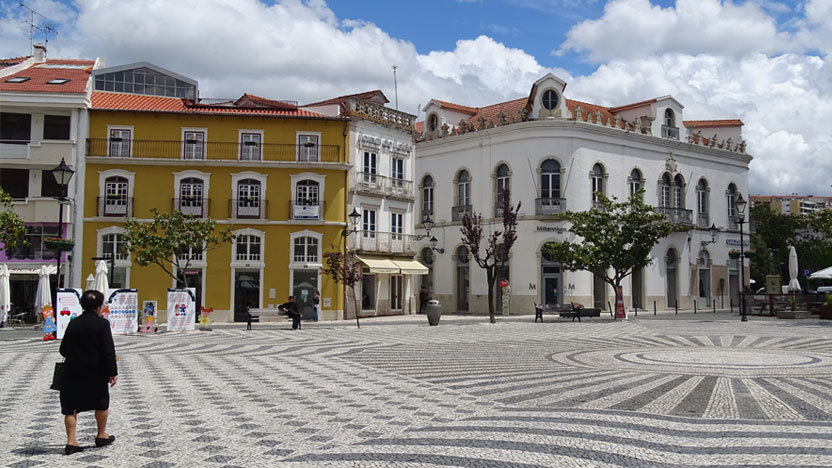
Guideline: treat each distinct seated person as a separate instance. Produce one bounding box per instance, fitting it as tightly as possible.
[279,296,301,330]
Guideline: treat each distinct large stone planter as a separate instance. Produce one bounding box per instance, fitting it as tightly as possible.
[777,309,812,319]
[819,306,832,320]
[426,300,441,326]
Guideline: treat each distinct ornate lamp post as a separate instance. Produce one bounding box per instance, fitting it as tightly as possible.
[701,223,719,246]
[429,236,444,254]
[341,208,361,237]
[51,158,74,297]
[735,193,748,322]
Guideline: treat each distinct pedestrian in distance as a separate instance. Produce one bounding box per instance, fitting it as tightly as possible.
[313,290,320,321]
[280,296,301,330]
[419,284,430,314]
[59,289,118,456]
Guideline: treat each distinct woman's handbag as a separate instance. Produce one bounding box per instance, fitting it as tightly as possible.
[50,360,66,391]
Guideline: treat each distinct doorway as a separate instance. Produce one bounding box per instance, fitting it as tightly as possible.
[361,271,375,311]
[456,246,469,312]
[390,275,403,312]
[292,269,318,320]
[698,250,711,306]
[666,249,678,309]
[593,274,606,310]
[233,270,260,322]
[541,248,562,306]
[183,269,202,319]
[632,268,644,309]
[729,259,739,308]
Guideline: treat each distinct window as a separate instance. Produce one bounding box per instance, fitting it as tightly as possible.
[391,212,403,240]
[673,174,685,208]
[591,164,604,204]
[236,235,262,261]
[240,132,262,161]
[362,209,376,238]
[457,170,470,206]
[177,244,203,262]
[660,173,671,208]
[0,168,29,198]
[298,134,319,162]
[542,89,559,110]
[629,169,642,197]
[428,113,438,132]
[665,108,675,127]
[10,225,59,260]
[41,170,63,198]
[296,180,319,205]
[541,159,561,199]
[236,179,262,218]
[363,151,377,184]
[392,158,404,186]
[5,76,30,83]
[496,164,510,204]
[94,67,196,98]
[102,232,128,261]
[43,115,70,140]
[183,130,205,160]
[421,175,434,221]
[179,177,205,216]
[104,176,129,216]
[46,78,70,85]
[108,128,131,157]
[697,179,709,217]
[293,236,318,263]
[0,112,31,144]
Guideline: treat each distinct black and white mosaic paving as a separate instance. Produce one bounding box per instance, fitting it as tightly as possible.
[2,314,832,467]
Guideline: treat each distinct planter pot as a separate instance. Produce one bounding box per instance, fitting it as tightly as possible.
[426,301,441,326]
[820,306,832,320]
[43,239,74,252]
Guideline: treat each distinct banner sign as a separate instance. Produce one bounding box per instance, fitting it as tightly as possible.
[615,286,626,319]
[56,288,82,339]
[141,300,158,333]
[107,289,139,335]
[293,204,320,220]
[167,288,196,331]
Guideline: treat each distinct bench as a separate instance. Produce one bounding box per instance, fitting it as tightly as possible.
[247,308,299,329]
[534,303,575,322]
[559,308,602,322]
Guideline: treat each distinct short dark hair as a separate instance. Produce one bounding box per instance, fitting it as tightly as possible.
[81,290,105,311]
[288,296,294,300]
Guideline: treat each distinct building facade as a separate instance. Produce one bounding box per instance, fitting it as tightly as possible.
[751,195,831,215]
[0,45,97,314]
[82,62,350,322]
[305,91,424,317]
[416,73,752,316]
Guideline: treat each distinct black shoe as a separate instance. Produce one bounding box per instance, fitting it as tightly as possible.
[95,435,115,447]
[64,444,84,455]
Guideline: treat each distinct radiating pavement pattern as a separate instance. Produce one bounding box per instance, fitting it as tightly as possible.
[2,315,832,467]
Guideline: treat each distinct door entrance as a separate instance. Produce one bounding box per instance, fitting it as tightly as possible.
[233,270,260,322]
[361,272,375,311]
[183,269,202,319]
[390,275,402,312]
[632,268,644,309]
[292,269,318,320]
[541,265,561,307]
[593,274,606,310]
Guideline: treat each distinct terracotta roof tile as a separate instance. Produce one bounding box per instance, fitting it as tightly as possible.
[608,98,657,113]
[464,98,527,126]
[435,99,478,115]
[0,56,30,69]
[684,119,744,128]
[304,90,388,107]
[415,121,424,134]
[0,58,94,93]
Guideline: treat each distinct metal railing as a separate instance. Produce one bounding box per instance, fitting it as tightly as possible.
[172,198,210,218]
[697,212,709,228]
[452,205,472,221]
[661,125,679,140]
[87,138,341,163]
[228,199,268,219]
[657,206,693,225]
[97,197,133,217]
[535,197,567,215]
[352,231,418,255]
[351,171,413,199]
[290,200,324,220]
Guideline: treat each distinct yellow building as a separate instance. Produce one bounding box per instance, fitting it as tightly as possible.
[81,63,349,322]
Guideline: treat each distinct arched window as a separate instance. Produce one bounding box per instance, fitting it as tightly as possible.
[293,236,319,263]
[697,179,709,227]
[421,175,434,222]
[673,174,685,209]
[456,246,469,312]
[660,173,671,208]
[428,113,439,132]
[666,248,678,308]
[179,177,205,216]
[629,169,642,197]
[727,183,737,228]
[591,164,604,206]
[457,170,470,206]
[665,108,675,127]
[103,176,129,216]
[541,159,561,199]
[236,234,262,261]
[495,164,510,216]
[698,250,711,303]
[296,180,319,206]
[236,178,262,218]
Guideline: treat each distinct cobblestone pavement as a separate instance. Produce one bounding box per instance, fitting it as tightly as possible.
[2,314,832,467]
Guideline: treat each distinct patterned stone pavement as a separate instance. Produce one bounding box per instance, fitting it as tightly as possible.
[2,313,832,467]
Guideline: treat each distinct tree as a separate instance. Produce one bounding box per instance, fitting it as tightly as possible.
[543,191,674,316]
[322,250,362,328]
[122,209,234,286]
[460,189,520,324]
[0,188,27,255]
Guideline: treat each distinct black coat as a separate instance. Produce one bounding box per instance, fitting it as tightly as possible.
[59,310,118,415]
[280,301,299,318]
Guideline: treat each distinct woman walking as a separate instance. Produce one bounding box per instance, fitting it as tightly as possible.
[59,290,118,455]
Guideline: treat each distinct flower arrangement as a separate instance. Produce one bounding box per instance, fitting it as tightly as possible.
[728,250,741,259]
[43,237,74,251]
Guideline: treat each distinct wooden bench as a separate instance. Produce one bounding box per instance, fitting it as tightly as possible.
[534,303,575,322]
[247,308,297,329]
[559,308,602,322]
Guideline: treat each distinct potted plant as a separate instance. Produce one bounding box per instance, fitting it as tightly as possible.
[778,294,810,319]
[43,237,74,252]
[303,140,315,148]
[728,250,741,259]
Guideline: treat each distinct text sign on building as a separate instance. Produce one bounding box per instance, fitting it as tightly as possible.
[536,225,567,234]
[293,205,320,219]
[726,238,749,247]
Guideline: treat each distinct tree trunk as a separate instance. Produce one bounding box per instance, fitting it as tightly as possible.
[486,267,496,324]
[613,280,623,319]
[351,285,361,329]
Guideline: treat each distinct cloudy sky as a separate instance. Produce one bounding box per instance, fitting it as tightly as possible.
[1,0,830,196]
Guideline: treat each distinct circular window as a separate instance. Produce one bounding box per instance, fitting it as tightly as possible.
[428,114,439,132]
[542,89,559,110]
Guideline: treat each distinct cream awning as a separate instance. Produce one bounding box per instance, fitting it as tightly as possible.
[392,259,429,275]
[356,256,400,274]
[7,265,58,275]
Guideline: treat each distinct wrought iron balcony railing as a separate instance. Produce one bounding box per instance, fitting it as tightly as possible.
[290,200,324,220]
[97,197,133,217]
[228,199,268,219]
[352,171,413,199]
[535,197,567,215]
[661,125,680,140]
[697,212,709,228]
[657,206,693,225]
[87,138,341,163]
[452,204,472,221]
[351,231,418,255]
[172,198,210,218]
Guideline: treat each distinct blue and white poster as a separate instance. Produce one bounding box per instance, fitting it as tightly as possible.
[107,289,139,335]
[56,288,83,340]
[167,288,196,332]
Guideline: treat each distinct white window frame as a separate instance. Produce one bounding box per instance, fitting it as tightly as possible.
[362,208,377,238]
[107,125,133,158]
[297,131,321,162]
[97,226,131,287]
[457,170,471,207]
[231,228,265,268]
[230,171,268,219]
[591,164,604,203]
[289,230,323,268]
[181,127,207,160]
[289,172,326,221]
[391,157,404,182]
[540,160,561,199]
[173,170,211,217]
[239,129,263,161]
[98,169,135,217]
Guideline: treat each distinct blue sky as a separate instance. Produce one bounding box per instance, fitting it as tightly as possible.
[0,0,830,195]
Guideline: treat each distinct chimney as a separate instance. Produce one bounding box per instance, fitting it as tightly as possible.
[33,43,46,62]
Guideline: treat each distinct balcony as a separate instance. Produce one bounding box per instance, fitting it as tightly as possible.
[229,199,268,219]
[345,98,416,132]
[87,138,341,163]
[657,206,693,226]
[535,198,567,216]
[97,197,133,217]
[697,212,709,228]
[11,198,71,223]
[661,125,679,140]
[452,205,472,221]
[0,140,75,166]
[172,198,210,218]
[290,200,324,220]
[728,215,738,231]
[351,232,418,255]
[351,171,414,200]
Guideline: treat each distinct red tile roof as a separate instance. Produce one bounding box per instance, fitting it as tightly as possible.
[465,98,527,126]
[0,56,30,69]
[0,58,95,93]
[92,92,339,119]
[435,99,478,115]
[415,121,424,134]
[304,90,388,107]
[684,119,744,128]
[608,98,657,113]
[566,99,621,126]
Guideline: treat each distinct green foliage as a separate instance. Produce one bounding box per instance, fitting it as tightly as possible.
[0,188,27,254]
[122,209,234,285]
[543,191,675,300]
[787,295,799,311]
[824,294,832,308]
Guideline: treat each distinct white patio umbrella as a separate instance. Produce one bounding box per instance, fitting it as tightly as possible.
[0,264,10,325]
[788,245,801,292]
[92,260,109,296]
[810,266,832,280]
[85,274,95,290]
[34,265,52,315]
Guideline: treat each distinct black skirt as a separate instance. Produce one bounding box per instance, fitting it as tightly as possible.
[60,376,109,415]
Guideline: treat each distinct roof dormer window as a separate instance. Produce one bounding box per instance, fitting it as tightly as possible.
[665,108,675,127]
[5,77,30,83]
[47,78,70,85]
[542,89,559,110]
[428,113,439,132]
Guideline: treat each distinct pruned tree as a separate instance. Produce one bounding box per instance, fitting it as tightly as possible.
[460,189,520,323]
[543,191,674,316]
[323,250,363,328]
[0,188,27,254]
[122,209,234,286]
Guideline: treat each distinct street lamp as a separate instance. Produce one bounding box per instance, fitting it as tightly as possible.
[429,236,444,254]
[341,208,361,237]
[735,193,748,322]
[51,158,74,296]
[701,223,719,246]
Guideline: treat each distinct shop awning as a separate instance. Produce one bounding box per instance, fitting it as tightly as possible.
[6,265,58,275]
[356,256,400,274]
[392,259,429,275]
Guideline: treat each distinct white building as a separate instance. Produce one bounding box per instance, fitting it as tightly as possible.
[416,73,752,316]
[304,91,425,317]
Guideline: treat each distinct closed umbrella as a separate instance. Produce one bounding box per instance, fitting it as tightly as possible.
[85,274,95,290]
[92,260,109,295]
[35,265,52,314]
[0,264,10,325]
[788,245,801,292]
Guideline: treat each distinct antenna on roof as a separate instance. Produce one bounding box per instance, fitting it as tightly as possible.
[19,2,58,55]
[391,65,399,110]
